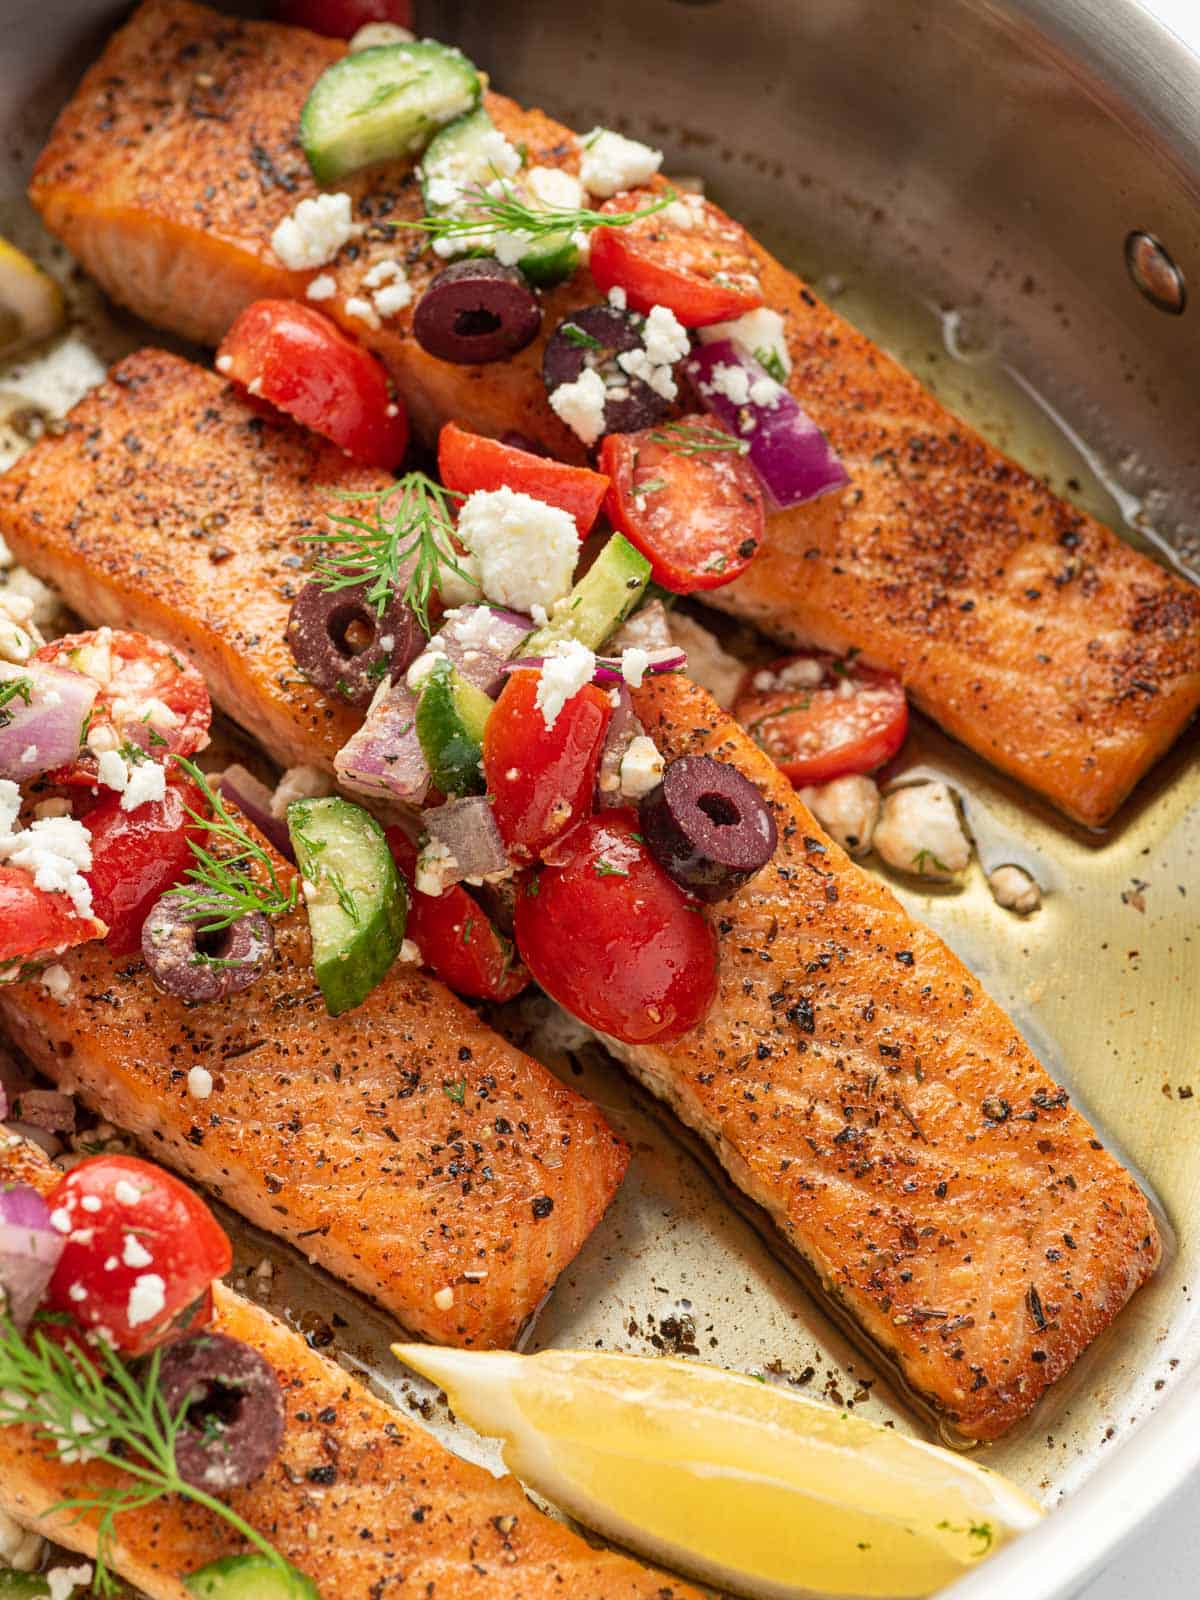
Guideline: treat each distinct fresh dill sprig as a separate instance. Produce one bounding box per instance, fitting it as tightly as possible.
[0,675,33,728]
[649,421,750,457]
[304,472,468,637]
[404,182,676,252]
[171,756,298,933]
[0,1320,305,1596]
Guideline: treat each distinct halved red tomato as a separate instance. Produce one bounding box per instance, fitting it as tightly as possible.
[600,415,765,592]
[733,652,909,786]
[438,421,609,537]
[273,0,413,35]
[513,809,718,1044]
[0,866,105,966]
[84,778,206,956]
[33,629,211,786]
[589,189,764,327]
[217,300,408,470]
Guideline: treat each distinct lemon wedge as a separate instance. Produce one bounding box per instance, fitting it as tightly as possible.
[394,1345,1042,1598]
[0,238,65,360]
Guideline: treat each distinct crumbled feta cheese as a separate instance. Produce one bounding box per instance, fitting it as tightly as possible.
[433,1285,455,1311]
[748,374,782,407]
[620,646,651,689]
[437,549,483,607]
[348,20,415,48]
[548,365,608,446]
[18,745,36,767]
[525,165,586,211]
[362,258,414,318]
[535,640,596,729]
[607,285,628,311]
[0,779,18,836]
[126,1273,166,1329]
[123,1234,153,1270]
[797,775,880,858]
[0,589,42,664]
[344,294,381,329]
[270,765,335,819]
[705,361,752,406]
[96,749,128,793]
[305,273,337,302]
[114,1178,141,1206]
[0,813,94,918]
[455,487,580,614]
[67,1283,88,1303]
[399,938,423,964]
[0,1506,43,1572]
[40,963,72,1002]
[46,1563,93,1600]
[874,782,972,880]
[698,306,792,377]
[618,735,665,799]
[270,192,360,271]
[187,1065,214,1100]
[121,758,166,812]
[420,125,521,212]
[988,863,1042,915]
[616,303,689,401]
[415,838,459,898]
[578,128,663,197]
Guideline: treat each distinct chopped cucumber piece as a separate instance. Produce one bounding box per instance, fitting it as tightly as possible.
[415,658,493,797]
[0,1576,50,1598]
[301,41,481,185]
[185,1554,321,1599]
[288,796,407,1017]
[517,231,580,287]
[519,534,651,656]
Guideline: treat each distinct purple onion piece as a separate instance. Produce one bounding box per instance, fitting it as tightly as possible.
[595,683,644,809]
[437,606,533,698]
[334,680,430,807]
[685,340,850,510]
[218,766,295,863]
[423,797,509,880]
[0,1184,65,1332]
[0,662,97,781]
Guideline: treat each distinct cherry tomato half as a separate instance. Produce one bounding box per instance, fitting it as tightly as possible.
[273,0,412,36]
[34,629,211,787]
[0,866,105,966]
[44,1156,232,1356]
[733,652,909,787]
[438,421,609,538]
[483,670,612,863]
[217,300,408,470]
[600,415,765,593]
[386,830,529,1002]
[514,810,718,1044]
[589,189,764,327]
[85,779,205,956]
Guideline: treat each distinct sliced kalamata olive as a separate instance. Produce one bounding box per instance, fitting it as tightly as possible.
[288,579,424,708]
[639,754,777,903]
[142,892,275,1002]
[156,1332,285,1492]
[542,304,672,436]
[413,259,541,364]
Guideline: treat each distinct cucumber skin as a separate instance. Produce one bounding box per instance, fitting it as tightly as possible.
[415,659,492,797]
[0,1576,50,1599]
[288,797,408,1018]
[184,1554,321,1599]
[520,534,652,656]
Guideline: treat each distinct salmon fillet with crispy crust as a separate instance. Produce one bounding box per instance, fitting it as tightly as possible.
[0,1138,694,1600]
[28,0,1200,825]
[615,674,1160,1441]
[0,855,628,1350]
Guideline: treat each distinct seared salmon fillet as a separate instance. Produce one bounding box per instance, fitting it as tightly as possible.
[0,1140,693,1600]
[28,0,1200,824]
[0,871,628,1350]
[614,674,1159,1441]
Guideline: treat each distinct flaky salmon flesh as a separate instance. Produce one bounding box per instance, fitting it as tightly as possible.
[0,839,629,1351]
[0,1139,696,1600]
[27,0,1200,825]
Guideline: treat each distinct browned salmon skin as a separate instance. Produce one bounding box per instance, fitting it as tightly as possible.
[618,674,1159,1441]
[0,1139,694,1600]
[28,0,1200,825]
[0,867,628,1350]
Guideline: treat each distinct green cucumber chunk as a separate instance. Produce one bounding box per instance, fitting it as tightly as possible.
[287,796,407,1018]
[517,231,580,287]
[0,1576,51,1598]
[184,1554,321,1599]
[301,41,481,186]
[519,533,652,656]
[415,658,493,797]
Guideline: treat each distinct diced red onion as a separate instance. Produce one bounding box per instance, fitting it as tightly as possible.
[595,683,644,810]
[335,680,430,807]
[9,1088,75,1136]
[504,646,687,686]
[218,765,295,862]
[439,606,533,698]
[685,340,849,509]
[0,1183,64,1331]
[423,797,509,881]
[0,662,98,782]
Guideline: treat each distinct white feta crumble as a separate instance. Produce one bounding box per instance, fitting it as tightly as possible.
[46,1563,93,1600]
[548,365,608,446]
[406,638,449,692]
[421,126,521,213]
[399,938,423,964]
[216,353,233,374]
[40,963,72,1002]
[797,775,880,858]
[578,128,663,197]
[455,487,580,614]
[187,1065,214,1100]
[620,646,651,689]
[437,549,483,607]
[525,164,586,211]
[121,758,166,812]
[348,20,415,48]
[748,374,783,407]
[305,273,337,302]
[0,589,41,664]
[0,812,94,918]
[126,1273,167,1329]
[0,778,18,836]
[270,765,334,819]
[122,1233,154,1270]
[618,734,665,799]
[96,748,128,793]
[0,1506,43,1572]
[344,294,381,330]
[67,1283,88,1303]
[699,306,792,377]
[607,285,628,311]
[270,192,360,272]
[415,838,459,898]
[706,361,752,406]
[874,782,972,881]
[535,640,596,729]
[362,258,414,317]
[80,1195,101,1213]
[616,303,689,401]
[114,1178,142,1207]
[988,863,1042,915]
